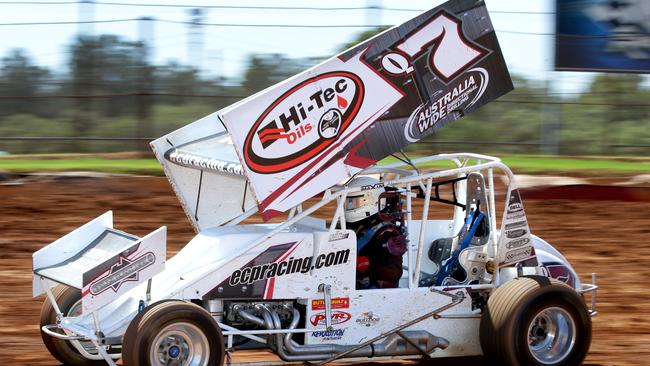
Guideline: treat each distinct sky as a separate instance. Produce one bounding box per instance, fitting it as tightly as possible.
[0,0,627,93]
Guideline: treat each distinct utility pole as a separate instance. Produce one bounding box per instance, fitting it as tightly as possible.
[136,16,155,151]
[73,0,96,152]
[541,77,561,155]
[187,8,206,73]
[78,0,95,36]
[366,0,382,27]
[138,16,155,64]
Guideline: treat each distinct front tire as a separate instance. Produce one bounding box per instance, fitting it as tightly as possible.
[480,276,592,366]
[122,301,225,366]
[40,285,105,366]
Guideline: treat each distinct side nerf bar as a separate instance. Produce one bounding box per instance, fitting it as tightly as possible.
[578,273,598,317]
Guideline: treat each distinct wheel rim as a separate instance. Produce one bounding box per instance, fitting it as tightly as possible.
[150,322,210,366]
[527,306,576,365]
[67,299,97,354]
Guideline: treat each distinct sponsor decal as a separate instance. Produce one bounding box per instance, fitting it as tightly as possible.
[506,211,525,220]
[404,68,489,142]
[328,231,350,242]
[505,237,530,249]
[361,182,385,191]
[165,149,245,176]
[243,71,364,174]
[311,328,345,341]
[310,311,352,326]
[508,202,523,212]
[356,311,380,327]
[228,249,350,286]
[506,229,528,239]
[504,246,534,263]
[89,252,156,295]
[504,220,527,230]
[312,297,350,311]
[507,190,524,212]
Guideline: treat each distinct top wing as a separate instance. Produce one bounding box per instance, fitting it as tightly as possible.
[151,113,256,231]
[219,0,513,220]
[154,0,513,223]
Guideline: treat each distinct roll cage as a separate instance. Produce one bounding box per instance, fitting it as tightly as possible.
[212,153,515,292]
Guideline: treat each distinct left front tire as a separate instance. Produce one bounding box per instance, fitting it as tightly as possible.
[122,300,225,366]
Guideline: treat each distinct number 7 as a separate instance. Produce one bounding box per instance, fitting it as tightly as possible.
[396,11,489,83]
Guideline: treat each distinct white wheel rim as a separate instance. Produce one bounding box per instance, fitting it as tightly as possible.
[527,306,577,365]
[150,322,210,366]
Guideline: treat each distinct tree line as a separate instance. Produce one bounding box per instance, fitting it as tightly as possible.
[0,33,648,155]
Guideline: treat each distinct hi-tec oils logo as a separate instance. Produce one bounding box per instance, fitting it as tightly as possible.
[243,71,364,174]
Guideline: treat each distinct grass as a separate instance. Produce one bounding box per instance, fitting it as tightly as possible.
[501,156,650,174]
[379,154,650,175]
[1,154,649,176]
[0,158,163,175]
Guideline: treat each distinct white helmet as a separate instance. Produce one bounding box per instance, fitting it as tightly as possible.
[344,176,385,223]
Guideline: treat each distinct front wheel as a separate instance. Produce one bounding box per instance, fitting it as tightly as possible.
[480,276,592,366]
[122,301,225,366]
[40,285,105,366]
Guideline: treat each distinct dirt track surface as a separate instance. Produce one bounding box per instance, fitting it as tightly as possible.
[1,175,649,366]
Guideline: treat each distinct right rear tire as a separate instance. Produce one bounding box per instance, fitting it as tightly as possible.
[480,276,592,366]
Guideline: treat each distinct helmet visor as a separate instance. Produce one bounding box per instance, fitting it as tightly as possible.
[345,196,372,210]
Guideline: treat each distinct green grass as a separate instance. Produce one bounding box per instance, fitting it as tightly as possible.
[501,156,650,174]
[379,154,650,175]
[1,154,649,176]
[0,158,163,175]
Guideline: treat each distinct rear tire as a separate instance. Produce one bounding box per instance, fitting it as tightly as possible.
[40,285,106,366]
[480,276,591,366]
[122,300,225,366]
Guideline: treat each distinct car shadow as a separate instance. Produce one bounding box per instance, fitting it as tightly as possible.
[356,358,605,366]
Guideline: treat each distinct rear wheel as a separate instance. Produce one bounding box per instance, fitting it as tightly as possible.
[480,276,591,366]
[122,300,225,366]
[40,285,105,366]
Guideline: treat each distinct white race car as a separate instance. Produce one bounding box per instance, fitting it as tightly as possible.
[32,1,597,366]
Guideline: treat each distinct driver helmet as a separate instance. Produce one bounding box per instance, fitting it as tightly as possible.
[344,176,385,223]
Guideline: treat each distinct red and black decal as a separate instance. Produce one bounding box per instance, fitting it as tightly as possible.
[243,71,364,174]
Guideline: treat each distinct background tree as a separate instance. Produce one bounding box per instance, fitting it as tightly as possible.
[0,49,51,118]
[242,54,306,94]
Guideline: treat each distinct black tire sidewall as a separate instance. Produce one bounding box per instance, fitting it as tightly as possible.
[128,302,224,366]
[40,286,105,366]
[512,285,592,366]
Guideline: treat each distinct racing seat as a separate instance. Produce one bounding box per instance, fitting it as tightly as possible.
[419,173,491,286]
[434,208,485,286]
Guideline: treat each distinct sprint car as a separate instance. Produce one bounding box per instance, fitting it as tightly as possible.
[32,1,597,365]
[34,153,597,366]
